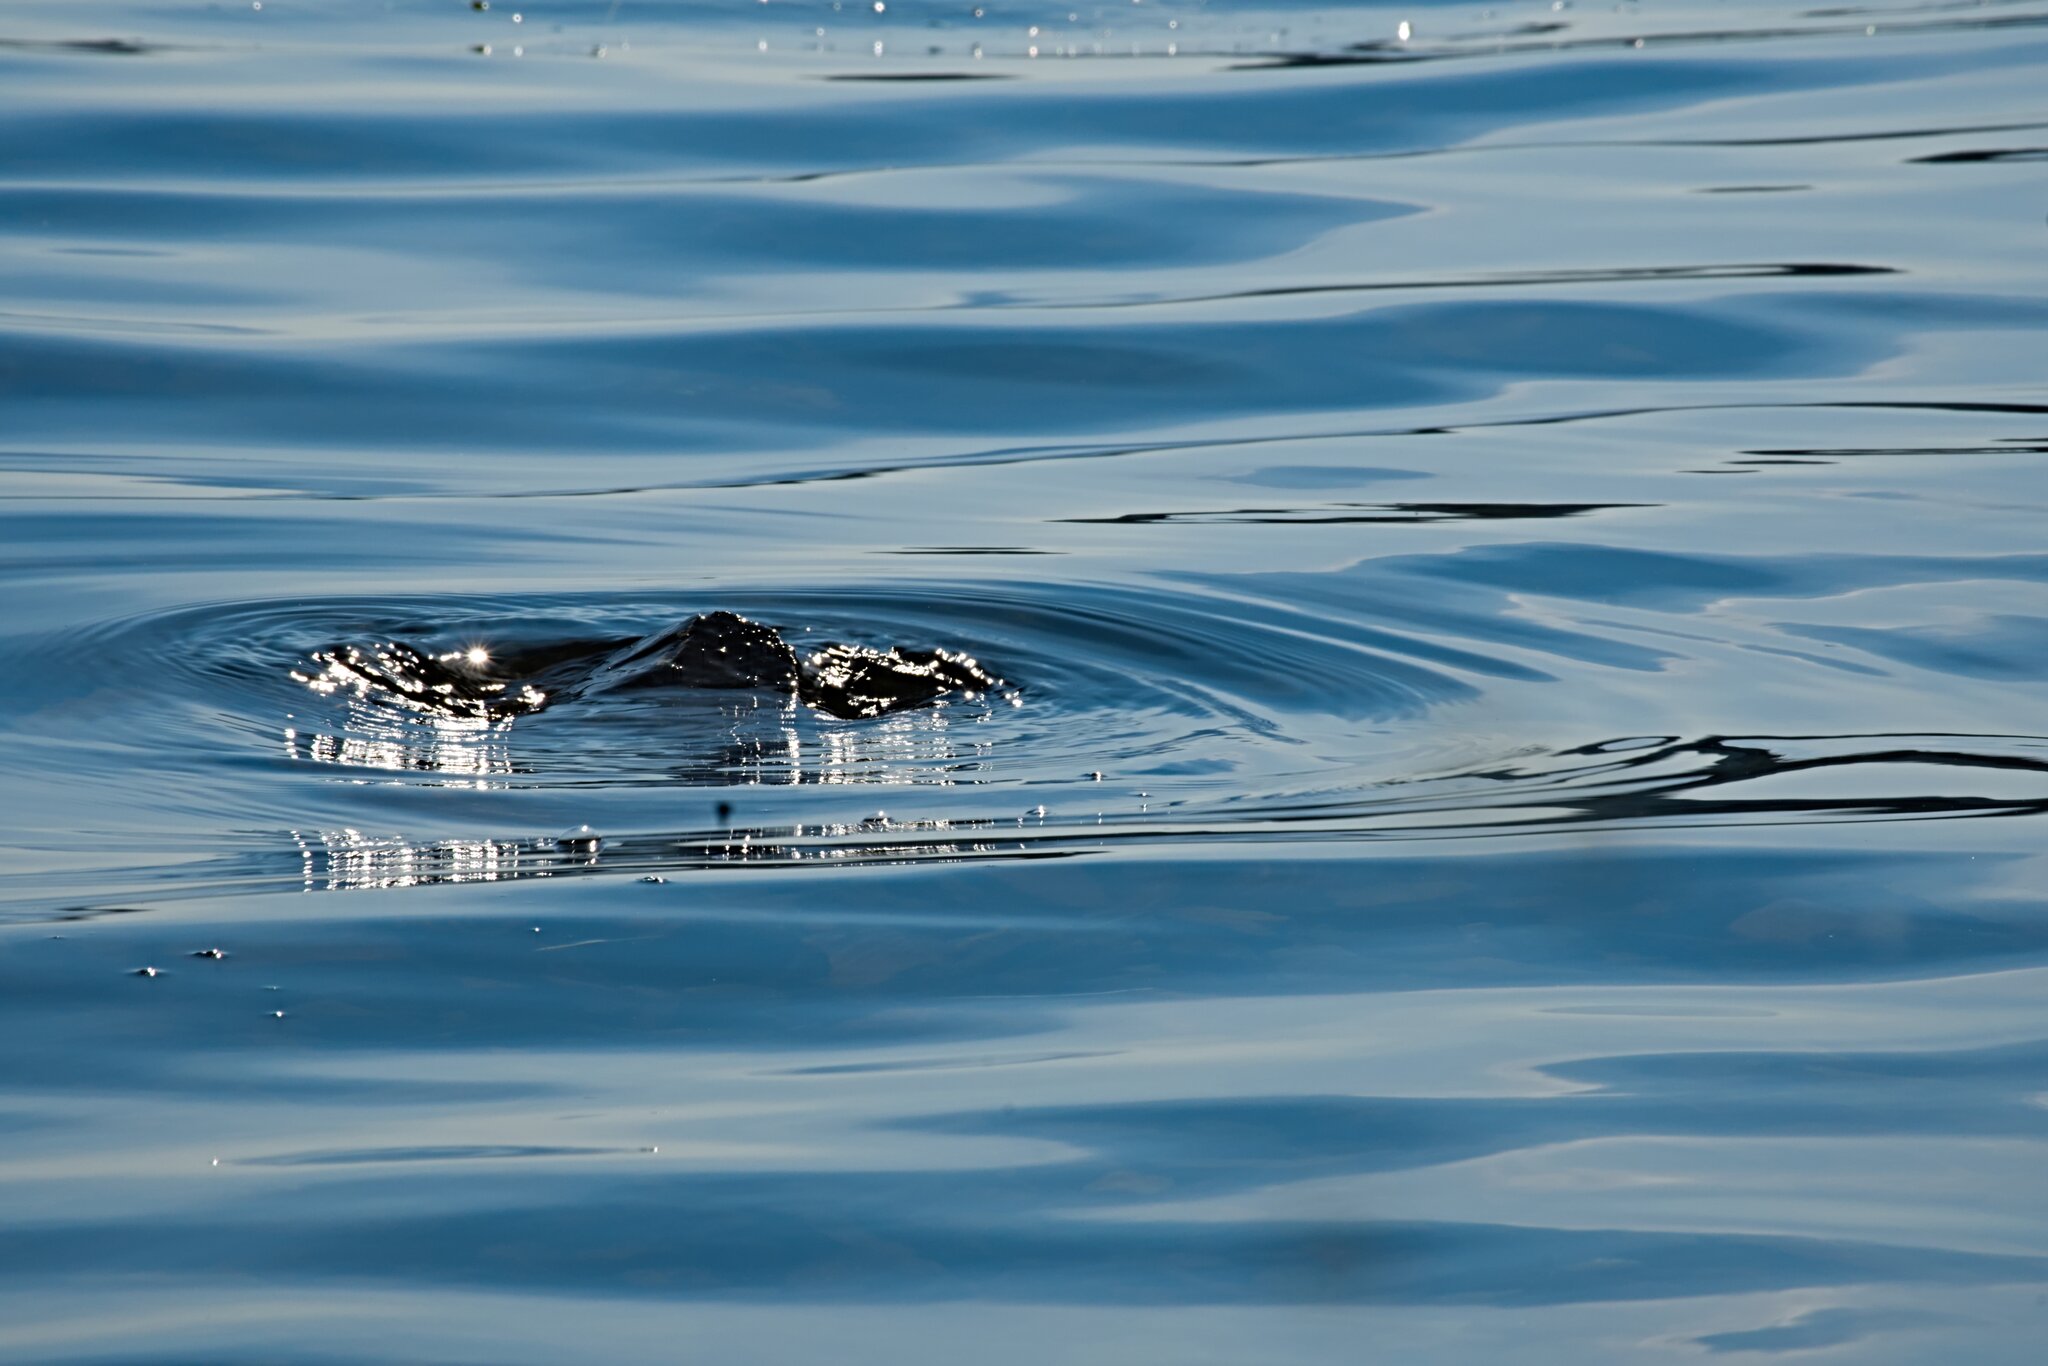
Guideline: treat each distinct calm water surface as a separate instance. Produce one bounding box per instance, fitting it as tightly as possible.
[3,0,2048,1359]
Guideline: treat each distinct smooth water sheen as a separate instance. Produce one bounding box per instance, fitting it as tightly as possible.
[3,0,2047,1359]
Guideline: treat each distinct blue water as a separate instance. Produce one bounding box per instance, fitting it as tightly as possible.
[3,0,2048,1358]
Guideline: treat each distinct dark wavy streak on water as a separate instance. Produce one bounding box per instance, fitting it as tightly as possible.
[4,1,2048,1362]
[192,727,2048,899]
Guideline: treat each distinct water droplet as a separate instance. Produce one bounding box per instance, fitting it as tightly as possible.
[133,966,159,978]
[191,948,226,960]
[640,874,666,884]
[559,825,602,852]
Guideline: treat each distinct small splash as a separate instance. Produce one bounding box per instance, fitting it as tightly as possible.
[294,642,546,722]
[298,611,1007,723]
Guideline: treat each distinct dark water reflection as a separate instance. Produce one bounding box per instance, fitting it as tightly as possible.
[3,0,2048,1360]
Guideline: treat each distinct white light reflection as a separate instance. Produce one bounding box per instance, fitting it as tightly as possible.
[678,814,1015,869]
[714,703,994,788]
[285,700,516,787]
[297,827,527,892]
[293,814,1028,893]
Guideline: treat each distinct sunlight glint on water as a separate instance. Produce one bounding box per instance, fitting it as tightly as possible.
[2,0,2047,1360]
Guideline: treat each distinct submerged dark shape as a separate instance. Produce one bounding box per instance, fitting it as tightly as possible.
[299,610,1004,722]
[583,611,802,695]
[801,640,1003,719]
[298,640,546,721]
